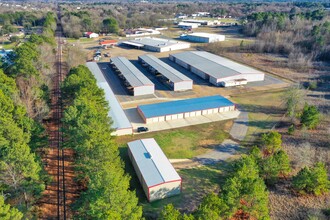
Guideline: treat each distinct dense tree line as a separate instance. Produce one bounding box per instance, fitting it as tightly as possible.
[0,12,57,218]
[243,9,330,63]
[0,69,46,218]
[3,12,56,121]
[0,11,46,36]
[61,65,142,219]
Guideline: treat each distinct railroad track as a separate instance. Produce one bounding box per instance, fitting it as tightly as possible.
[55,7,67,219]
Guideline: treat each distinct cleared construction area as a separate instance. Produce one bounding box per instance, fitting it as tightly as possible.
[128,138,182,202]
[137,95,236,124]
[110,57,154,96]
[138,54,193,91]
[169,51,265,87]
[86,62,133,136]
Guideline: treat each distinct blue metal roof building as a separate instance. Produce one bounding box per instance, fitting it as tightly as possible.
[137,95,236,123]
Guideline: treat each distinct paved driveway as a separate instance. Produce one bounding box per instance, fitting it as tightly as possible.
[124,108,240,134]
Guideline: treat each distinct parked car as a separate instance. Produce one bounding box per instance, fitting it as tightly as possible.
[137,127,149,133]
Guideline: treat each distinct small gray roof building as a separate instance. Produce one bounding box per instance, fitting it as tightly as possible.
[127,138,182,201]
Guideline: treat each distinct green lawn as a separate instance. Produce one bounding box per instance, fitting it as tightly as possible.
[232,90,286,143]
[117,120,231,159]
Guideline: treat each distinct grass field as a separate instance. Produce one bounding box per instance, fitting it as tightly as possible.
[117,120,232,159]
[232,90,286,142]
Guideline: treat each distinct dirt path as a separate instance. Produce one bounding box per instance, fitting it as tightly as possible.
[172,110,248,168]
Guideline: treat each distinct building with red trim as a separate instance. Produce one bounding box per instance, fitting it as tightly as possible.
[99,39,117,48]
[127,138,182,202]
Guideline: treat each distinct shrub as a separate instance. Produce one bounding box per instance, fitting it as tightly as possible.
[300,104,321,129]
[292,162,330,196]
[288,124,295,135]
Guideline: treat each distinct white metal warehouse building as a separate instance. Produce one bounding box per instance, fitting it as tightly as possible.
[110,57,155,96]
[169,51,264,87]
[178,22,199,29]
[137,95,236,124]
[86,62,133,136]
[180,32,225,43]
[138,54,193,91]
[120,37,190,52]
[128,138,182,202]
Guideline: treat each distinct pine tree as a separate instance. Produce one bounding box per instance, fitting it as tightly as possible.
[0,195,23,220]
[300,104,321,129]
[261,131,282,154]
[293,162,329,195]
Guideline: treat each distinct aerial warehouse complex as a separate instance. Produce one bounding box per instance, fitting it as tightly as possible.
[86,62,133,136]
[138,54,193,91]
[170,51,265,87]
[110,56,155,96]
[120,37,190,52]
[137,95,236,124]
[128,138,182,202]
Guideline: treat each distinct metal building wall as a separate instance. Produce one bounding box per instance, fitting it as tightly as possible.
[133,85,155,96]
[149,181,181,202]
[190,66,208,79]
[174,80,193,91]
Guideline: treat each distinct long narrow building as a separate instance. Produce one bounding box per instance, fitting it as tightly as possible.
[128,138,182,202]
[138,54,193,91]
[86,62,133,136]
[169,51,264,87]
[137,95,236,124]
[110,57,155,96]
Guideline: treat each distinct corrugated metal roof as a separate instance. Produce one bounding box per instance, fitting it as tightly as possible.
[171,51,263,79]
[128,138,181,187]
[138,95,234,118]
[111,57,154,87]
[139,54,192,83]
[127,37,189,49]
[121,41,144,47]
[86,62,132,131]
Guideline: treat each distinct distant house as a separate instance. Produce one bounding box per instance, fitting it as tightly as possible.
[99,39,117,49]
[85,32,99,38]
